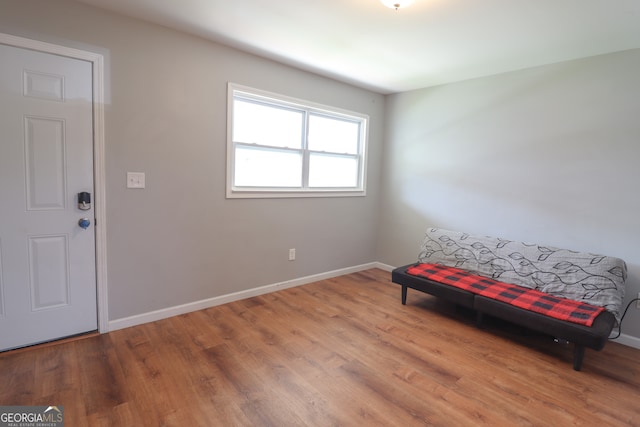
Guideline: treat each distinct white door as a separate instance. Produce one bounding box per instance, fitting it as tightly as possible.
[0,43,97,351]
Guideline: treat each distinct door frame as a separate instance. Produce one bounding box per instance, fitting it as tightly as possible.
[0,33,109,333]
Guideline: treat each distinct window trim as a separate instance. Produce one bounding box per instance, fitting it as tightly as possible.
[226,83,369,199]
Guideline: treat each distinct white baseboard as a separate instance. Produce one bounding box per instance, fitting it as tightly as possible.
[613,333,640,349]
[373,261,395,272]
[108,262,381,332]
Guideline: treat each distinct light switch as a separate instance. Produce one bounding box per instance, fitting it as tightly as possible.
[127,172,145,189]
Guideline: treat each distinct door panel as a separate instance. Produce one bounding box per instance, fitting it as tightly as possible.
[25,116,67,210]
[0,44,97,351]
[28,235,70,310]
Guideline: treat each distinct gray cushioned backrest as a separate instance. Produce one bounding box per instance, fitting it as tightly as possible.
[418,228,627,320]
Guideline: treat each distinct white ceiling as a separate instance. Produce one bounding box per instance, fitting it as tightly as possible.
[74,0,640,94]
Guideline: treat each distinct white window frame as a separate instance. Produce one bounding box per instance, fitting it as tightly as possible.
[226,83,369,198]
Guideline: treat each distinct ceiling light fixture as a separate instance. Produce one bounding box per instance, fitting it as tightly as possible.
[380,0,414,10]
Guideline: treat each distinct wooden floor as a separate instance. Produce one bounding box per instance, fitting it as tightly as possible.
[1,269,638,426]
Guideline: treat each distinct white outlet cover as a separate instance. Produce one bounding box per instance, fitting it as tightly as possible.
[127,172,145,189]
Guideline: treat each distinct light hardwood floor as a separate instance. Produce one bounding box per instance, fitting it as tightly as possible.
[1,269,638,426]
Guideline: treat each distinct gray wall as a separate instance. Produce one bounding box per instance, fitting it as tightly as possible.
[0,0,385,320]
[378,49,640,341]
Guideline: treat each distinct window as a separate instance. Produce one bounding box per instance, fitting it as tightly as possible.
[227,83,368,198]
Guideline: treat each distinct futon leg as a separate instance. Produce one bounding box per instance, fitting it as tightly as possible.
[573,345,585,371]
[401,286,407,305]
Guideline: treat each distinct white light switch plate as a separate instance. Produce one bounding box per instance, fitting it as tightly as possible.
[127,172,145,189]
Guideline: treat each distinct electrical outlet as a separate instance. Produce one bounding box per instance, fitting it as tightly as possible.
[127,172,145,189]
[289,248,296,261]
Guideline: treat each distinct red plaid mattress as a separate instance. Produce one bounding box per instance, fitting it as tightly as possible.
[406,263,605,327]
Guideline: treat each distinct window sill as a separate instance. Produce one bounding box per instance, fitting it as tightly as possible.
[226,188,366,199]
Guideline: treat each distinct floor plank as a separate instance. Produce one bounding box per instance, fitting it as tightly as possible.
[1,269,638,426]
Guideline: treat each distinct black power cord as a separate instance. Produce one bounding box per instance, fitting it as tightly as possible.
[609,297,640,340]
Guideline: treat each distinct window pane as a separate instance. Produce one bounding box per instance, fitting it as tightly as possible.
[308,115,360,154]
[235,146,302,187]
[233,99,303,148]
[308,154,359,188]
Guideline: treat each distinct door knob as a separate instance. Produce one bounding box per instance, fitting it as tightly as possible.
[78,218,91,229]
